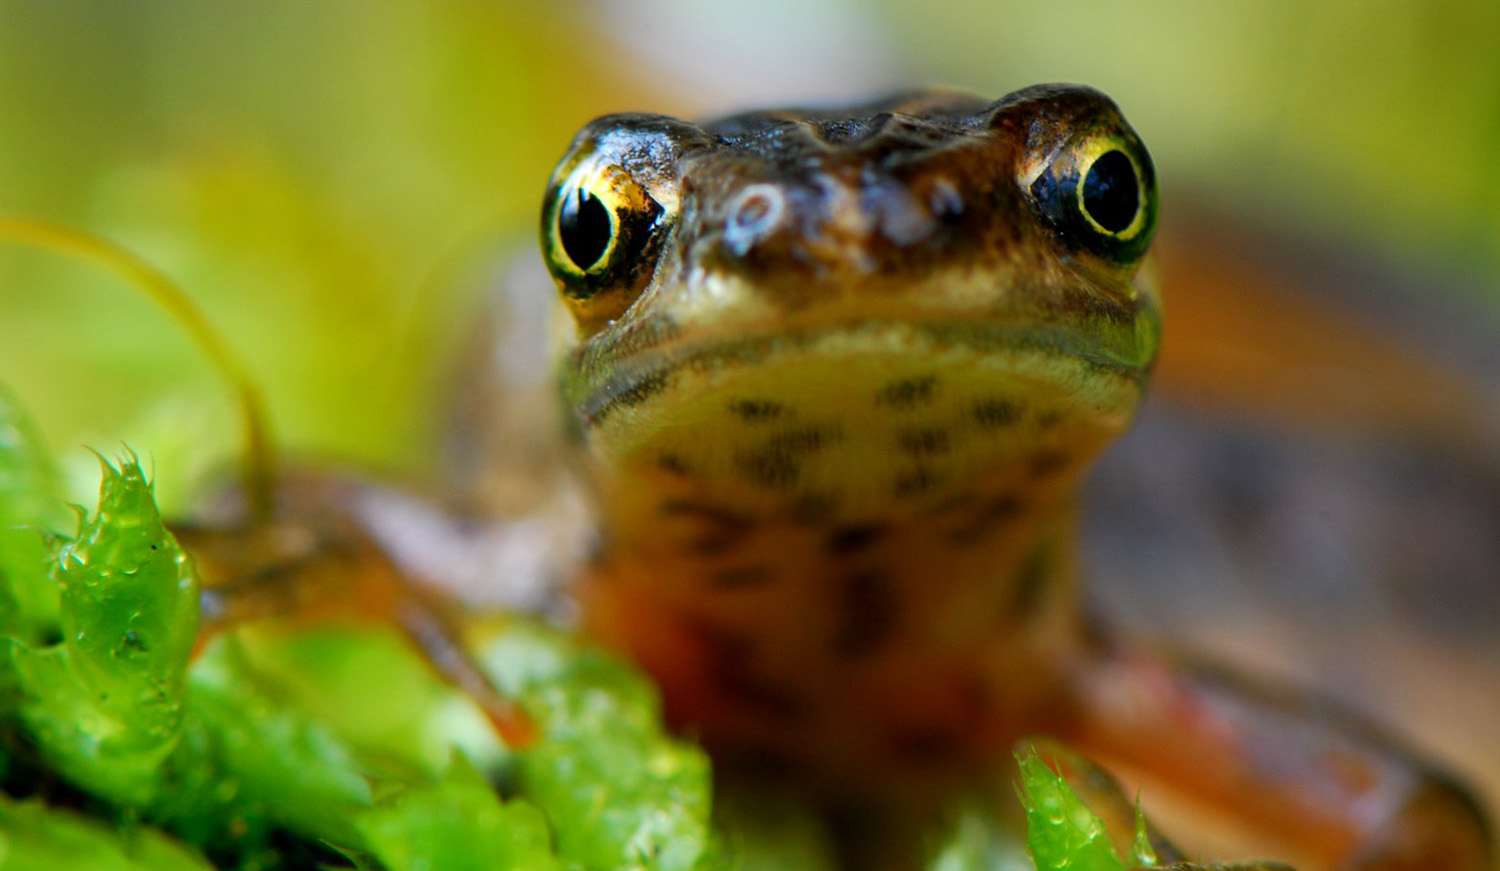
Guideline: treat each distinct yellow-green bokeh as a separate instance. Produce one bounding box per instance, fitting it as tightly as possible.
[2,0,1497,506]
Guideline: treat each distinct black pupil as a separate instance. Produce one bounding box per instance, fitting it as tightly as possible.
[558,187,613,270]
[1081,150,1140,234]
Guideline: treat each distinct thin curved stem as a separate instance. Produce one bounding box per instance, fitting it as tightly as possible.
[0,217,275,521]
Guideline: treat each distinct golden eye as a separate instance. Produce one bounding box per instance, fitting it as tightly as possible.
[541,163,664,324]
[1027,128,1157,264]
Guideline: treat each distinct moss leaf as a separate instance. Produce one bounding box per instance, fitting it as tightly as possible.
[1016,745,1125,871]
[5,457,197,808]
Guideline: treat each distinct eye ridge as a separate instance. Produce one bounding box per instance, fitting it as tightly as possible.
[1025,131,1156,264]
[1080,149,1139,234]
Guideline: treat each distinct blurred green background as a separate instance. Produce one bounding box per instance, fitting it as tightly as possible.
[3,0,1500,856]
[3,0,1498,503]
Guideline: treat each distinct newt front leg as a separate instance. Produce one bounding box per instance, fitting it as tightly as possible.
[174,470,556,748]
[1065,640,1494,870]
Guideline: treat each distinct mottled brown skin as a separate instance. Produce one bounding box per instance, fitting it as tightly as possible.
[189,85,1493,870]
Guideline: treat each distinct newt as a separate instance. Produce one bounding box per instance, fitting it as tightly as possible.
[178,84,1492,870]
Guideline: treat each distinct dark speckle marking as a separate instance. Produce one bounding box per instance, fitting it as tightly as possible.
[981,494,1022,519]
[894,467,946,498]
[772,427,831,453]
[1036,410,1064,429]
[835,571,897,656]
[1007,545,1055,621]
[1029,450,1069,478]
[898,428,950,456]
[660,498,754,530]
[681,534,740,557]
[973,398,1021,429]
[885,676,989,763]
[657,453,691,476]
[661,499,755,556]
[922,491,977,516]
[728,399,786,422]
[692,621,806,719]
[707,565,773,588]
[825,523,887,555]
[791,492,840,524]
[948,495,1024,546]
[875,376,936,408]
[736,427,836,489]
[738,451,801,488]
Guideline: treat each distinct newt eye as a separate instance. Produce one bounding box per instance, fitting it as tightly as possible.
[541,161,664,324]
[1080,149,1139,234]
[1027,127,1156,264]
[557,186,613,271]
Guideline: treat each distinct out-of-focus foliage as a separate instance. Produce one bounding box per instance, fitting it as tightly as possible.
[0,386,66,635]
[352,758,565,871]
[0,795,216,871]
[5,1,1500,503]
[0,386,731,869]
[0,1,650,502]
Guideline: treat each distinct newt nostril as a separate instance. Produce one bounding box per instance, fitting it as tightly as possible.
[724,183,787,256]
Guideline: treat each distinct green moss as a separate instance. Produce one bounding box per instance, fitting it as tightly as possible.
[354,757,563,871]
[0,394,730,868]
[0,795,215,871]
[4,455,197,809]
[0,385,65,640]
[0,385,1226,871]
[1017,746,1139,871]
[482,625,723,871]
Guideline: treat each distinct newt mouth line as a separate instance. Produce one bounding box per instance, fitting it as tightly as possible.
[574,319,1149,425]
